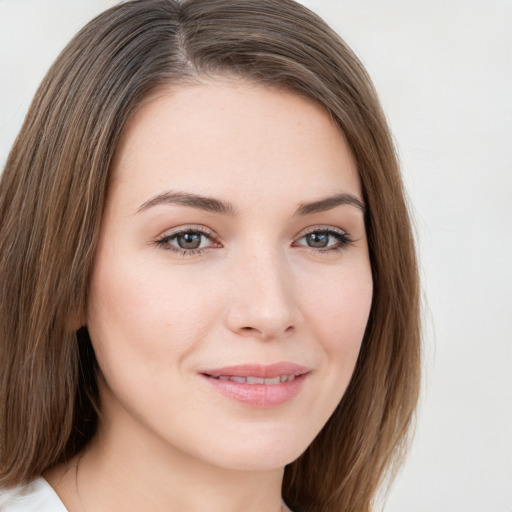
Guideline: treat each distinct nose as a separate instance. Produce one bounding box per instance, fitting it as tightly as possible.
[224,249,298,340]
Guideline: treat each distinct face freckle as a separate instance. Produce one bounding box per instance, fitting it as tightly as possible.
[86,77,373,472]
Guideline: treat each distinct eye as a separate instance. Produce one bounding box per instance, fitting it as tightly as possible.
[293,228,352,252]
[155,227,220,255]
[173,231,207,250]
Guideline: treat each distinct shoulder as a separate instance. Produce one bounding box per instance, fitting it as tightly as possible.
[0,478,67,511]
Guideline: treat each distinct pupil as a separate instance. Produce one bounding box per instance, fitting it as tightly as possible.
[307,232,328,248]
[178,232,201,249]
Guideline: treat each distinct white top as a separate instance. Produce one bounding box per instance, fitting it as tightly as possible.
[0,478,67,511]
[0,478,294,511]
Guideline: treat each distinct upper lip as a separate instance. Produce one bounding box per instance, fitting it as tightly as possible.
[200,362,310,378]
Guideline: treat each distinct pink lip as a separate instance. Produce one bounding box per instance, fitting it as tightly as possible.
[199,362,311,408]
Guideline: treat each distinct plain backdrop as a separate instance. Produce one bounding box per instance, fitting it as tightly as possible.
[1,1,511,511]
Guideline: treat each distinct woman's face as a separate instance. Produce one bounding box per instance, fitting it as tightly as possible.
[87,78,373,471]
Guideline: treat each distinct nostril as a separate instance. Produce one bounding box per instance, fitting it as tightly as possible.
[237,324,295,340]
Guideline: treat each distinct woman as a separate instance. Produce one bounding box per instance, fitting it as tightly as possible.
[0,1,420,511]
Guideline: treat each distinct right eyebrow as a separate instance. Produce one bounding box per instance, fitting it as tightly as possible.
[135,190,239,216]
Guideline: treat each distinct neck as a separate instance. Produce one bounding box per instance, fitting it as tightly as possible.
[45,393,288,512]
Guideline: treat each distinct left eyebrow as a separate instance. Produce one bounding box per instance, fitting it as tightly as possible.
[294,193,365,216]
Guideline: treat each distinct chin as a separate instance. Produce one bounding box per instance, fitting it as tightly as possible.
[195,426,315,472]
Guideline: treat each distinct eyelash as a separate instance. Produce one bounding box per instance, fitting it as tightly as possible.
[154,226,353,256]
[154,226,219,256]
[293,227,353,253]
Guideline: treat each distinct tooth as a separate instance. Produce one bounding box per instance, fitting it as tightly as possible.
[217,375,296,385]
[246,376,265,384]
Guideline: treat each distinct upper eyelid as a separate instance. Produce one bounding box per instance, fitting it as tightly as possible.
[157,225,217,239]
[294,225,349,238]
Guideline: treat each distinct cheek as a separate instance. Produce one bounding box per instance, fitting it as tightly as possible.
[303,264,373,370]
[85,253,219,384]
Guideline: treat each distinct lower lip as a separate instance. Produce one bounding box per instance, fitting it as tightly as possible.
[201,374,308,408]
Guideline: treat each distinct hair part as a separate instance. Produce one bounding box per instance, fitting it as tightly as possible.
[0,1,420,511]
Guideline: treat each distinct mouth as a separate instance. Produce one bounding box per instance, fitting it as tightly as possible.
[205,374,299,384]
[199,363,311,407]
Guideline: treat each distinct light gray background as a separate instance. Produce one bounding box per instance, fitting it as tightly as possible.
[1,1,511,511]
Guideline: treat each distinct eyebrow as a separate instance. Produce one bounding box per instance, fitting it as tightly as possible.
[135,190,365,216]
[136,191,239,216]
[294,193,365,216]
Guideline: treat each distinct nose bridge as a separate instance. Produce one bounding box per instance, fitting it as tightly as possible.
[226,242,297,339]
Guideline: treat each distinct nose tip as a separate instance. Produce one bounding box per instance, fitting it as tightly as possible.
[224,258,298,340]
[227,313,296,341]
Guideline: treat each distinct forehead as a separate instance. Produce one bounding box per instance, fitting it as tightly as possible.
[109,78,362,206]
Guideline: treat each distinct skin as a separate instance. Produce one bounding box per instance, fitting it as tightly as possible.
[46,78,373,512]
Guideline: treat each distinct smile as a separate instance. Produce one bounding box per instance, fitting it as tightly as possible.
[207,374,297,384]
[200,363,310,407]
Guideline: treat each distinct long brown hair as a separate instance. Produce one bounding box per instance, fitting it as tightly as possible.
[0,1,420,510]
